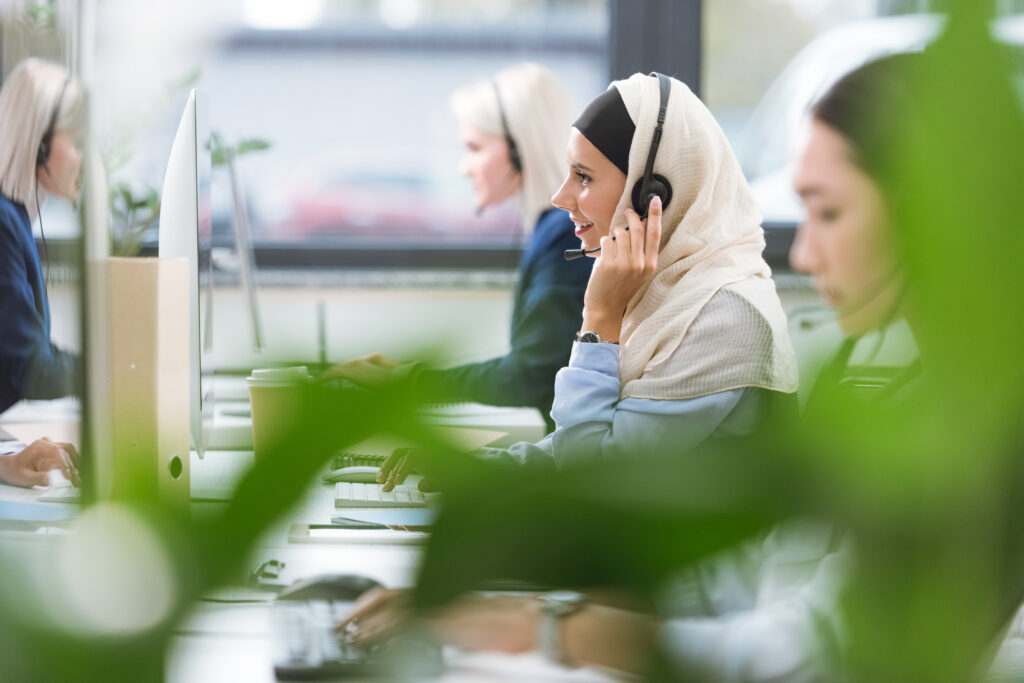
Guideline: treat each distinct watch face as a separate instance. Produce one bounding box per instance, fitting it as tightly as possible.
[540,590,587,615]
[577,331,600,343]
[544,590,585,605]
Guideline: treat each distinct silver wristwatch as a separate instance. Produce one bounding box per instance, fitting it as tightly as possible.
[537,590,587,665]
[575,330,602,343]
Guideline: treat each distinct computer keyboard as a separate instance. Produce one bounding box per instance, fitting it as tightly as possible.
[334,482,437,508]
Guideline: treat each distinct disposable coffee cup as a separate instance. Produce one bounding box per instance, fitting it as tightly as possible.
[247,367,313,458]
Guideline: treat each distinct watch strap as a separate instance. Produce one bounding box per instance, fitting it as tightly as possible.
[538,591,586,665]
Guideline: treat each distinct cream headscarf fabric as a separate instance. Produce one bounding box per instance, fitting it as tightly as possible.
[604,74,797,400]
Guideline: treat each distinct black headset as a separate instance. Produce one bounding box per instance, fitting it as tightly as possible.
[564,73,674,261]
[491,80,522,174]
[34,76,71,289]
[631,72,673,218]
[37,76,70,173]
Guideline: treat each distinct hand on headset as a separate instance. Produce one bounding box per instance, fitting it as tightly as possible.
[579,196,663,343]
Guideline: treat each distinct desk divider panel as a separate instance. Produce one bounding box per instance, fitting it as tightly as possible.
[85,257,190,508]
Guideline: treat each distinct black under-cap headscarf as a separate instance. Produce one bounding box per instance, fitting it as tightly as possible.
[573,86,635,176]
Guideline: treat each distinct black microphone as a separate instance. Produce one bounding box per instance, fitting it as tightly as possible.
[563,247,601,261]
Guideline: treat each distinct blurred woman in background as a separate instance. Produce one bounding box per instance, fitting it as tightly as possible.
[377,71,797,489]
[0,57,83,414]
[328,63,592,432]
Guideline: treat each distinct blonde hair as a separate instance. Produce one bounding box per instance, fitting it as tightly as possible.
[451,63,575,233]
[0,58,84,207]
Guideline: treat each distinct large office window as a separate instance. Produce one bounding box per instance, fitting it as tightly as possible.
[94,0,609,269]
[703,0,883,231]
[704,0,1024,233]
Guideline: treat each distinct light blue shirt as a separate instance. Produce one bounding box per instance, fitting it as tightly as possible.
[0,440,23,456]
[481,341,763,469]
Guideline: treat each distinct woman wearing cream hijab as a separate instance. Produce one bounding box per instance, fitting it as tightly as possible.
[345,73,803,672]
[378,72,796,486]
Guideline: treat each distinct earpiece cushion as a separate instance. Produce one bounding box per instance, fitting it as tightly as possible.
[631,173,673,215]
[508,143,522,173]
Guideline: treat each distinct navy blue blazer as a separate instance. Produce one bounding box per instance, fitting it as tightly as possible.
[414,208,593,432]
[0,195,78,413]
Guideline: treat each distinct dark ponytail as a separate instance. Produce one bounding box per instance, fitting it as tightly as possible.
[812,53,923,204]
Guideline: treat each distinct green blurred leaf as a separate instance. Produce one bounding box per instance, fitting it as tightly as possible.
[236,139,271,155]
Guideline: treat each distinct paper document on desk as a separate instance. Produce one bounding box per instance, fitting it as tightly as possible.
[333,426,506,466]
[288,523,428,545]
[0,500,76,521]
[331,508,436,529]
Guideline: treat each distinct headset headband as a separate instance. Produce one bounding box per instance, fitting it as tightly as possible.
[630,72,673,218]
[491,80,522,173]
[37,75,70,169]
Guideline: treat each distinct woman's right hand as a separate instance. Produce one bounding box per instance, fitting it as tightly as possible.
[580,196,663,342]
[377,448,445,492]
[0,438,80,488]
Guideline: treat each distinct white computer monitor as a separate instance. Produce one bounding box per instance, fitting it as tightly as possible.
[158,89,213,456]
[225,146,263,351]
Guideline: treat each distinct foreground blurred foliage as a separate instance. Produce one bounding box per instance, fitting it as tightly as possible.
[0,0,1021,680]
[0,379,436,681]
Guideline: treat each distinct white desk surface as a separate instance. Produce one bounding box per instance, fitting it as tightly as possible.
[208,401,547,452]
[0,397,81,444]
[0,396,80,424]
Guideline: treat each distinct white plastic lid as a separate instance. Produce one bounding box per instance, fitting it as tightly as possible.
[246,366,313,386]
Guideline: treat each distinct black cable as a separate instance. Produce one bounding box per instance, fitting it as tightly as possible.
[34,180,50,289]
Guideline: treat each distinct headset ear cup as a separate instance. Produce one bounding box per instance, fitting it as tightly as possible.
[509,145,522,173]
[631,173,673,215]
[37,141,49,169]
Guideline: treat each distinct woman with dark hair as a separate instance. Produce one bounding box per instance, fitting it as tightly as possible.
[790,54,919,344]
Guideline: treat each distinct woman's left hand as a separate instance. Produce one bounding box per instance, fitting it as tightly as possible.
[338,588,411,645]
[341,590,538,654]
[431,594,539,654]
[322,352,404,388]
[580,196,663,342]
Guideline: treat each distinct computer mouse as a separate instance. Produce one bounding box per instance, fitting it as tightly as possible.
[322,466,381,484]
[277,573,382,602]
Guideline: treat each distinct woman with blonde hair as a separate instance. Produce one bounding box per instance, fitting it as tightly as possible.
[0,57,83,414]
[330,63,592,432]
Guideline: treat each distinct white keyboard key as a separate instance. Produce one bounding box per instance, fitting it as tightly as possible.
[334,482,433,508]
